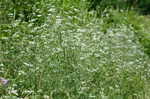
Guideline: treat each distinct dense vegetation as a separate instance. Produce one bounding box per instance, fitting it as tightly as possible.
[0,0,150,99]
[88,0,150,14]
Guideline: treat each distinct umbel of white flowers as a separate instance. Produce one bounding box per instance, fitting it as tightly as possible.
[0,77,9,85]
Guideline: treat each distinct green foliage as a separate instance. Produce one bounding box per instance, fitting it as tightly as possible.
[125,12,150,57]
[140,33,150,56]
[138,0,150,14]
[0,0,150,98]
[88,0,134,12]
[88,0,150,14]
[0,0,51,24]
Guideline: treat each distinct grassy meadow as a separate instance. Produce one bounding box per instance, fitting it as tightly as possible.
[0,0,150,99]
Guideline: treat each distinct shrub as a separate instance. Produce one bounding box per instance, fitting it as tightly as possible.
[88,0,150,14]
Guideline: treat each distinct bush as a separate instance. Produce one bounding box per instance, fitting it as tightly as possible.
[88,0,150,14]
[138,0,150,14]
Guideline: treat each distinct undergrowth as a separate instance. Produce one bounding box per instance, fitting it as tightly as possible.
[0,0,150,99]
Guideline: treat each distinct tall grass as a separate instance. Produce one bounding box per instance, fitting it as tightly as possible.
[0,0,150,99]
